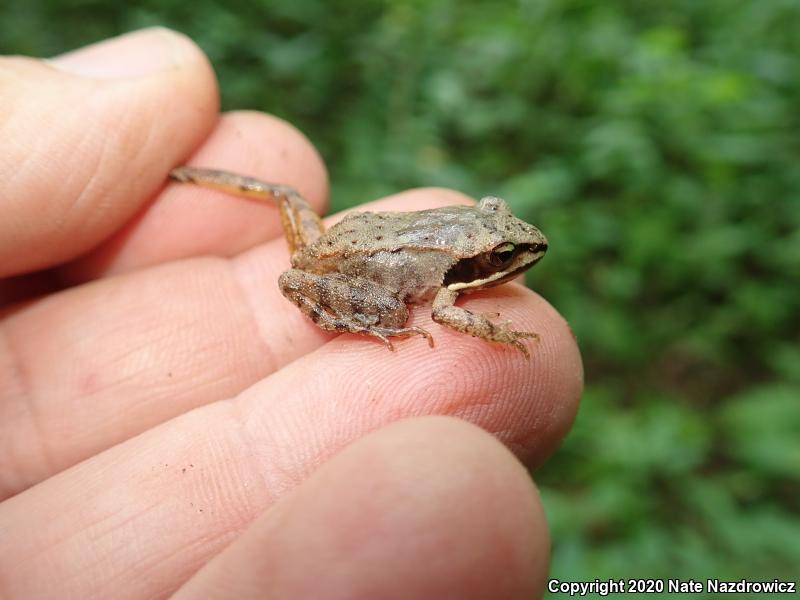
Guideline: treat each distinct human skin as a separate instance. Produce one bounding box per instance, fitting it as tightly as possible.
[0,28,583,599]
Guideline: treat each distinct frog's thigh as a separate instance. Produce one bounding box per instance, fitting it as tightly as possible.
[431,287,538,357]
[279,270,433,348]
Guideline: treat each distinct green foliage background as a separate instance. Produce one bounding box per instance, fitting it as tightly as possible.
[3,0,798,593]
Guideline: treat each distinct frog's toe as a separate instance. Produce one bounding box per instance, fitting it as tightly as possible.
[511,339,532,360]
[409,326,435,348]
[372,332,396,351]
[488,322,539,358]
[370,325,434,349]
[514,330,540,340]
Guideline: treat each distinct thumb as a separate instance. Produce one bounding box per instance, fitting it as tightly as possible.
[0,28,219,277]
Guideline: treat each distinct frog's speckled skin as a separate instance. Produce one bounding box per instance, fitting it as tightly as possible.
[305,204,545,256]
[170,167,548,357]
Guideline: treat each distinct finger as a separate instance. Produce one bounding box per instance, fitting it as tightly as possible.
[0,28,218,278]
[63,110,329,282]
[0,319,577,598]
[0,188,479,498]
[173,417,548,600]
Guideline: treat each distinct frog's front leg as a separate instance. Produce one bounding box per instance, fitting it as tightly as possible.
[431,288,538,358]
[169,166,323,253]
[279,270,433,350]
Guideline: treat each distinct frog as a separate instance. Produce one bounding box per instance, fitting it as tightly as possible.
[169,166,548,357]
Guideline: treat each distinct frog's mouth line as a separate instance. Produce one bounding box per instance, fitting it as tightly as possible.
[445,245,546,292]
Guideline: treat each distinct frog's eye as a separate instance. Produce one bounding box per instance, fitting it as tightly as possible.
[489,242,516,267]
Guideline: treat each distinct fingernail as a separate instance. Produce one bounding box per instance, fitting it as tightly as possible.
[48,27,195,79]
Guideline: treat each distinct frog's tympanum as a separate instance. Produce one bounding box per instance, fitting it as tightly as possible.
[170,167,548,357]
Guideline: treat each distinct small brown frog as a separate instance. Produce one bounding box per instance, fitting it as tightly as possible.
[170,167,548,357]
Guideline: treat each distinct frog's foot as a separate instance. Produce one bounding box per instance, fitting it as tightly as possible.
[431,288,539,359]
[368,326,434,350]
[484,321,539,359]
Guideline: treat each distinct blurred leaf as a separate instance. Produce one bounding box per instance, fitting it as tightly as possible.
[721,384,800,478]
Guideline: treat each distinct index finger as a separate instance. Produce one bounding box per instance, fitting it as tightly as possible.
[0,299,578,598]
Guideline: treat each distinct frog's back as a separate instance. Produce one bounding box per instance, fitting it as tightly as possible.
[304,206,499,259]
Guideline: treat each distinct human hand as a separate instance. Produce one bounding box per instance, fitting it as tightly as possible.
[0,28,583,599]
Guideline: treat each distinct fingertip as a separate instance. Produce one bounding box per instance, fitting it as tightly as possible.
[0,28,219,277]
[254,281,582,470]
[320,187,475,229]
[449,284,582,467]
[50,27,215,82]
[373,186,475,211]
[174,417,549,600]
[516,290,584,466]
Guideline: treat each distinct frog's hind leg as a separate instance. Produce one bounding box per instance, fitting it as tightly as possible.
[279,270,433,350]
[169,166,323,253]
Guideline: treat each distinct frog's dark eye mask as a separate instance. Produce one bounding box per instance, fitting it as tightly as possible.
[443,242,547,289]
[488,242,517,267]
